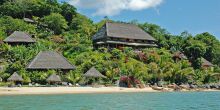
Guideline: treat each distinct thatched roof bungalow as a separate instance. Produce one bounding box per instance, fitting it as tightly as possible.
[84,67,106,78]
[46,74,61,83]
[3,31,35,45]
[201,58,213,68]
[7,72,23,82]
[93,22,157,49]
[26,51,75,70]
[173,51,187,60]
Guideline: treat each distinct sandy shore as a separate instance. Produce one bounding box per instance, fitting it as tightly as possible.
[0,87,159,95]
[0,87,218,96]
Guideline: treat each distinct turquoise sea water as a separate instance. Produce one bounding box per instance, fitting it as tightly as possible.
[0,92,220,110]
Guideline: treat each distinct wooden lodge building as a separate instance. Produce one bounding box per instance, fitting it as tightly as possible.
[92,22,157,49]
[3,31,35,45]
[26,51,75,72]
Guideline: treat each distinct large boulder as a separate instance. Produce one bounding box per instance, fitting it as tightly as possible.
[179,84,190,90]
[189,84,198,89]
[168,84,181,91]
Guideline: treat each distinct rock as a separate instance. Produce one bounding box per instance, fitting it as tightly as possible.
[189,84,198,89]
[166,84,181,91]
[173,85,181,91]
[17,84,22,87]
[62,82,68,86]
[157,80,165,87]
[28,83,32,86]
[168,84,175,88]
[75,83,80,87]
[179,84,190,90]
[35,83,39,86]
[152,86,163,91]
[68,83,72,86]
[210,84,219,89]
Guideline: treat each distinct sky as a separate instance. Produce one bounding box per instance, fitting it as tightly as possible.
[60,0,220,39]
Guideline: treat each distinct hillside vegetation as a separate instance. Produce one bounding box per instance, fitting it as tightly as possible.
[0,0,220,85]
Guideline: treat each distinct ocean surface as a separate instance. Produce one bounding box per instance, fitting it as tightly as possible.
[0,92,220,110]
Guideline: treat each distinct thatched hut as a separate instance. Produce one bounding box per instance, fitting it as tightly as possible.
[93,22,157,49]
[46,74,61,84]
[84,67,106,78]
[173,51,187,61]
[26,51,75,71]
[201,58,213,68]
[3,31,35,45]
[7,72,23,84]
[83,67,106,85]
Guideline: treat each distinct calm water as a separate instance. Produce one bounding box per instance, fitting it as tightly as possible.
[0,92,220,110]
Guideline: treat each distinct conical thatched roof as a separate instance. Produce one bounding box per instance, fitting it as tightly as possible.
[3,31,35,43]
[46,74,61,83]
[84,67,106,78]
[7,72,23,82]
[26,51,75,70]
[202,58,213,67]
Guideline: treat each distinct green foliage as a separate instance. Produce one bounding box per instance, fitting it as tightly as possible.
[60,2,76,23]
[140,22,220,69]
[184,39,206,69]
[70,14,96,37]
[0,0,65,18]
[0,16,36,40]
[42,13,68,35]
[194,32,220,66]
[111,48,123,59]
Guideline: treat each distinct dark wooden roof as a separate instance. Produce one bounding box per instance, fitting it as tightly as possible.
[202,58,213,67]
[93,22,156,41]
[84,67,106,78]
[46,74,61,82]
[26,51,75,70]
[3,31,35,43]
[7,72,23,82]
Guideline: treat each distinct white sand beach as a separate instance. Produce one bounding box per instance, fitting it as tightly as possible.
[0,87,160,95]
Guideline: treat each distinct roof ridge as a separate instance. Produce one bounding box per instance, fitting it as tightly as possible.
[22,31,36,42]
[105,22,156,41]
[26,51,75,70]
[3,31,36,43]
[26,51,43,69]
[56,51,75,68]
